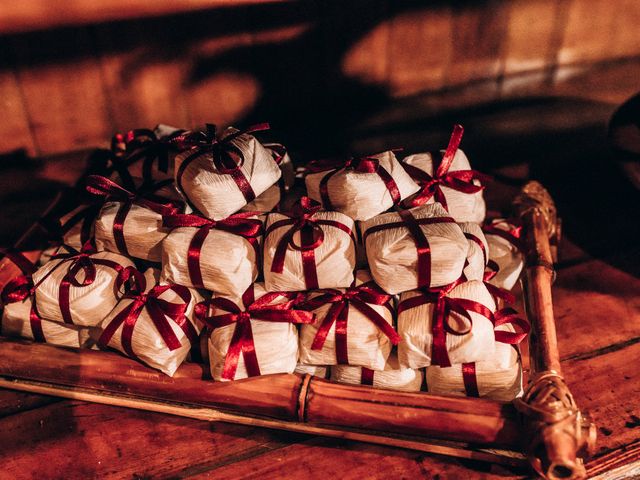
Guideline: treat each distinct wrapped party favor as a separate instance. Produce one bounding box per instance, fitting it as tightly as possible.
[264,197,356,292]
[197,283,314,381]
[305,150,419,221]
[88,175,182,263]
[98,268,204,376]
[161,212,263,296]
[174,124,281,220]
[331,353,423,392]
[426,312,530,401]
[482,218,525,290]
[397,279,497,368]
[361,203,469,294]
[110,125,187,188]
[298,270,400,370]
[32,246,134,327]
[459,222,489,282]
[401,125,489,223]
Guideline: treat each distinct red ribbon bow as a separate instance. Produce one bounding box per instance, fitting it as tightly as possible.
[300,281,400,365]
[0,250,44,342]
[397,279,495,367]
[306,151,402,210]
[363,208,457,289]
[85,175,180,257]
[162,212,264,289]
[266,197,353,290]
[195,286,315,380]
[402,125,491,211]
[98,270,197,362]
[35,242,123,325]
[111,127,187,189]
[175,123,271,209]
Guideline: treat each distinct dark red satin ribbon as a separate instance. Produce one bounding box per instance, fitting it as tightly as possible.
[0,274,45,343]
[162,212,263,289]
[464,232,488,267]
[35,243,123,325]
[174,123,271,210]
[300,281,400,365]
[98,280,197,361]
[362,210,457,289]
[360,367,375,386]
[402,125,491,210]
[111,127,187,189]
[38,203,101,248]
[85,175,180,257]
[397,280,494,367]
[0,248,37,276]
[265,197,353,290]
[195,286,315,380]
[461,306,530,397]
[481,220,524,253]
[306,152,401,210]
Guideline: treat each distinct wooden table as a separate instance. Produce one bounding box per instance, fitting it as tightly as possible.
[1,61,639,479]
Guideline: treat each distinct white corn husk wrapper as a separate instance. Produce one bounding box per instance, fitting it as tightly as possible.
[305,150,420,221]
[426,337,523,401]
[458,222,489,282]
[32,251,134,327]
[207,283,299,381]
[397,280,497,368]
[298,270,395,370]
[240,183,281,213]
[263,210,356,292]
[174,128,281,220]
[160,216,262,297]
[361,203,469,294]
[294,364,328,378]
[94,180,184,263]
[1,296,98,348]
[484,219,524,291]
[402,149,486,223]
[98,268,204,377]
[330,352,423,392]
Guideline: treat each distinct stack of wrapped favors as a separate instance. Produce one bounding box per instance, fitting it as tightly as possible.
[0,123,530,402]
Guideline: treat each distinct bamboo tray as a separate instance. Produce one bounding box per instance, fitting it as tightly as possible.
[0,181,596,480]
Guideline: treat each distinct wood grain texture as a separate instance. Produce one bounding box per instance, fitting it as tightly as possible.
[0,389,58,418]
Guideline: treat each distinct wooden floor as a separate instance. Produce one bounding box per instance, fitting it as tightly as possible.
[1,59,639,479]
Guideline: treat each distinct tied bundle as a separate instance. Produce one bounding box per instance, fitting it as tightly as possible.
[110,125,187,189]
[263,197,356,292]
[98,267,203,376]
[2,249,97,347]
[427,307,530,401]
[87,175,182,262]
[32,243,134,327]
[174,123,282,220]
[196,284,315,381]
[331,352,423,393]
[161,212,263,295]
[361,203,469,294]
[482,218,525,290]
[401,125,490,223]
[298,271,400,370]
[459,222,489,282]
[305,150,419,221]
[397,279,499,368]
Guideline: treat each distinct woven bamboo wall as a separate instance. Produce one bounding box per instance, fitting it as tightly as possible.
[0,0,638,157]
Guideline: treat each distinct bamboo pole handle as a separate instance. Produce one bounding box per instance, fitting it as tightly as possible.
[513,182,596,480]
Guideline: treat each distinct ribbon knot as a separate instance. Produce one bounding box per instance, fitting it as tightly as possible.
[196,286,315,380]
[98,282,196,362]
[403,125,491,210]
[266,197,353,289]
